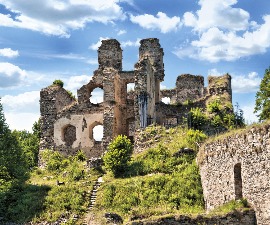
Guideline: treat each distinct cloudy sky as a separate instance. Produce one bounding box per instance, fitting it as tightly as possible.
[0,0,269,131]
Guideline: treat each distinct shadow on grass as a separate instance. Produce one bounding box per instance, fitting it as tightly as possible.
[0,182,50,223]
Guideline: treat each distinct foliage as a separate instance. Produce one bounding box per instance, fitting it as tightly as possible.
[209,199,250,215]
[254,67,270,121]
[234,102,245,127]
[184,129,207,150]
[41,150,69,172]
[188,107,207,130]
[207,99,222,113]
[95,127,206,222]
[1,150,100,223]
[206,99,245,130]
[12,121,40,170]
[66,90,76,100]
[0,98,27,182]
[103,135,133,176]
[52,79,64,88]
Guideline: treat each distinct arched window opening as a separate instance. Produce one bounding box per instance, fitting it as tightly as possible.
[61,124,76,146]
[93,125,104,142]
[90,87,104,104]
[161,97,170,104]
[234,163,243,200]
[127,83,135,100]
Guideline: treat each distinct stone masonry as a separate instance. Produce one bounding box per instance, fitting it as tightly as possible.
[198,123,270,225]
[40,38,232,159]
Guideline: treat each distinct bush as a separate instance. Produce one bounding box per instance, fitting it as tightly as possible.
[188,107,207,130]
[103,135,133,176]
[52,79,64,88]
[207,99,222,113]
[41,150,69,172]
[185,129,207,150]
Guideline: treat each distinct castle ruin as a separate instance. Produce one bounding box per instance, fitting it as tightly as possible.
[39,38,232,158]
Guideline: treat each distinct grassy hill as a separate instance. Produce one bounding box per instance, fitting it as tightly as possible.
[0,125,251,224]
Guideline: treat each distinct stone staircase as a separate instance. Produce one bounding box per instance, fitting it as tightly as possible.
[83,176,103,225]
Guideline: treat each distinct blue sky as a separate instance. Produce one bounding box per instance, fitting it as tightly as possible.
[0,0,270,131]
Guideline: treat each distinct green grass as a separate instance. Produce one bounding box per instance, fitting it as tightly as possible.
[0,150,102,224]
[94,126,207,223]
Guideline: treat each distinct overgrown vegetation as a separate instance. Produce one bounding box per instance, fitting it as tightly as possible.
[95,127,207,223]
[188,99,245,131]
[1,149,101,223]
[103,135,133,177]
[254,66,270,121]
[0,93,253,224]
[52,79,64,88]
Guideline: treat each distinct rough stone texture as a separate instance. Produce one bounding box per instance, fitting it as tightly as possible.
[39,38,232,161]
[199,123,270,225]
[127,210,256,225]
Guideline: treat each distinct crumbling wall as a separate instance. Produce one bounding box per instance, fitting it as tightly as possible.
[199,123,270,225]
[40,38,234,162]
[40,85,76,153]
[176,74,205,103]
[134,38,164,129]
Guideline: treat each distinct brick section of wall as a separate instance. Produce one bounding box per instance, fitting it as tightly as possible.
[199,123,270,225]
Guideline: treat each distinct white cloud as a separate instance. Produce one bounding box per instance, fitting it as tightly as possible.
[0,48,19,58]
[183,0,249,32]
[117,29,126,35]
[175,15,270,62]
[4,112,40,131]
[207,68,224,76]
[90,88,104,104]
[207,68,261,93]
[2,91,40,131]
[121,38,140,48]
[0,62,27,87]
[65,75,92,94]
[232,72,261,93]
[0,0,126,37]
[241,104,258,124]
[130,12,181,33]
[89,37,109,50]
[2,91,40,112]
[175,0,270,62]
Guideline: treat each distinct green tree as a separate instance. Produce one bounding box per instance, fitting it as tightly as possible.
[103,135,133,176]
[0,98,27,181]
[12,120,40,170]
[254,67,270,121]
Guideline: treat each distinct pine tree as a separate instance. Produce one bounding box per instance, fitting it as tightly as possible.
[254,67,270,121]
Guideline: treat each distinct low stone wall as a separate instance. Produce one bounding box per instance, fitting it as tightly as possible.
[127,210,256,225]
[199,123,270,225]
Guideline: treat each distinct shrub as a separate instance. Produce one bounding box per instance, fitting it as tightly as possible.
[41,150,69,172]
[103,135,133,176]
[207,99,222,113]
[185,129,207,150]
[189,108,207,130]
[52,79,64,88]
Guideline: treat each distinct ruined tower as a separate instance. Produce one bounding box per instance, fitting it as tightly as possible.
[134,38,165,129]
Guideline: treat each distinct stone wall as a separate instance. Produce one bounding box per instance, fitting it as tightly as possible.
[40,38,233,162]
[127,209,256,225]
[199,123,270,225]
